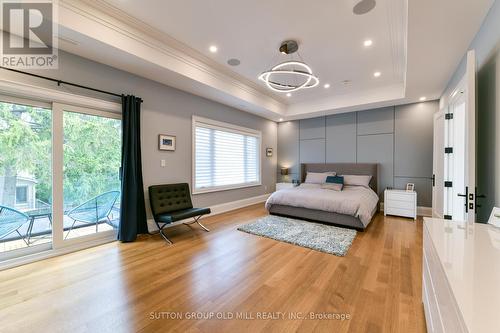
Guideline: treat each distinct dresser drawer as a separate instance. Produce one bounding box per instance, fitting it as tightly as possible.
[385,191,415,202]
[385,199,415,210]
[423,252,444,333]
[423,227,468,333]
[385,207,415,219]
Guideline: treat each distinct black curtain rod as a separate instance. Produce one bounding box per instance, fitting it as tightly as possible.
[0,66,143,102]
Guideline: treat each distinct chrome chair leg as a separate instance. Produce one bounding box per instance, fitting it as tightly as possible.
[159,229,173,245]
[183,216,210,232]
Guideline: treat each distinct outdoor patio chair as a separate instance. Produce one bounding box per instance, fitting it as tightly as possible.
[64,191,120,239]
[0,205,30,245]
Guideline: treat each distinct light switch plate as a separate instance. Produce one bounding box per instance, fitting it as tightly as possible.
[161,159,166,167]
[488,207,500,227]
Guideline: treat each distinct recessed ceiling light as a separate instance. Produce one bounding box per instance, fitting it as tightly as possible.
[286,93,292,97]
[364,39,373,47]
[324,83,330,89]
[373,71,381,77]
[419,96,427,101]
[209,45,218,53]
[279,118,284,122]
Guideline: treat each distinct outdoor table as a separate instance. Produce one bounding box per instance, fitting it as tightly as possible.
[25,208,52,244]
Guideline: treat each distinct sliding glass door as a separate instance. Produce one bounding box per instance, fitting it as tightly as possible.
[62,107,121,240]
[0,97,52,259]
[1,98,121,264]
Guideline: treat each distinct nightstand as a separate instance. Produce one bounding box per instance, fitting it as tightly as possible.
[276,182,295,191]
[384,189,417,220]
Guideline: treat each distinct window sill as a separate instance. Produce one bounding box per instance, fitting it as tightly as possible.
[192,182,262,195]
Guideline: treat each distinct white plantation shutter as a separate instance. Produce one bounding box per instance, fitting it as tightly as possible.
[193,117,261,193]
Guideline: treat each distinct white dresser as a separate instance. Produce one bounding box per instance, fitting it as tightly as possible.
[423,218,500,333]
[384,189,417,220]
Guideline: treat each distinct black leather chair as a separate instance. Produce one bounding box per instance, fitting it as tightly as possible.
[148,183,211,244]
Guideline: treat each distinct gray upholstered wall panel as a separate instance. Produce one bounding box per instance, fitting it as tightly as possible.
[300,139,326,163]
[395,102,437,178]
[357,134,394,196]
[394,177,433,207]
[326,113,357,163]
[299,117,326,139]
[277,121,300,182]
[357,106,394,135]
[276,101,435,208]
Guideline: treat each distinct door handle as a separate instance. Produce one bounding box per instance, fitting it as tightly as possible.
[457,186,468,213]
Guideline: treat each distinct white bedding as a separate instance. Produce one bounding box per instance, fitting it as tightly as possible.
[265,184,379,226]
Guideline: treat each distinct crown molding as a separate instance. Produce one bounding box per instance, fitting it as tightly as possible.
[58,0,286,116]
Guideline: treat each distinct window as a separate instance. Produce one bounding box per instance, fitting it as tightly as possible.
[15,186,28,204]
[193,116,261,193]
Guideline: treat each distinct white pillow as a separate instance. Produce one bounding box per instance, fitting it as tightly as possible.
[342,174,372,188]
[299,183,322,189]
[304,171,336,184]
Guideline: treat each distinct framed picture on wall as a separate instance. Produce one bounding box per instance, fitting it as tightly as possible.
[406,183,415,192]
[159,134,176,151]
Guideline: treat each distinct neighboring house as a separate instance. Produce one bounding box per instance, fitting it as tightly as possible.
[0,171,37,211]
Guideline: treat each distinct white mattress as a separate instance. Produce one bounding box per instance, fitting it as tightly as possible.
[265,184,379,226]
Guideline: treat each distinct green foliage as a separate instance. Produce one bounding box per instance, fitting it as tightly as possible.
[1,101,121,209]
[63,112,121,207]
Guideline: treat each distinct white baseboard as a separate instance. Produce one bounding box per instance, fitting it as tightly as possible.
[380,202,432,217]
[147,193,270,232]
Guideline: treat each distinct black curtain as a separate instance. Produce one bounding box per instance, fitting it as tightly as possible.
[119,95,148,242]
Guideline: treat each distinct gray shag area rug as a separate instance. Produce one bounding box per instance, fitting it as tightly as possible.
[237,215,357,256]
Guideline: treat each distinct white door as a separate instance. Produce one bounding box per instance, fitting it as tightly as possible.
[432,110,445,218]
[441,50,476,222]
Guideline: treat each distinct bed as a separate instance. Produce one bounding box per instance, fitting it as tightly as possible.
[266,163,379,230]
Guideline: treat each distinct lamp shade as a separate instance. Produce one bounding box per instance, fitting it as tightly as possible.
[281,167,289,176]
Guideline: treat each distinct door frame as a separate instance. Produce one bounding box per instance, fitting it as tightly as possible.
[432,109,446,218]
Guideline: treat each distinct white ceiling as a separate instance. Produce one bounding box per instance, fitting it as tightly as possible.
[103,0,406,105]
[54,0,493,120]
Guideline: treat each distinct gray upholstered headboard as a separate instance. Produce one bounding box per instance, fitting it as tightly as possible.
[301,163,378,193]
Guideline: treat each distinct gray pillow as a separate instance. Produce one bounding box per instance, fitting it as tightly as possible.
[304,171,336,184]
[342,174,372,188]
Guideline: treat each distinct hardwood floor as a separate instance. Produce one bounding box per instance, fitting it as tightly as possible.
[0,204,426,333]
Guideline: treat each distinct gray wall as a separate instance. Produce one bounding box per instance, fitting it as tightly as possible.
[3,51,277,219]
[442,0,500,222]
[278,101,438,207]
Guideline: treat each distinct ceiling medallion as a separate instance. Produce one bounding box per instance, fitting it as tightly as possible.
[259,40,319,93]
